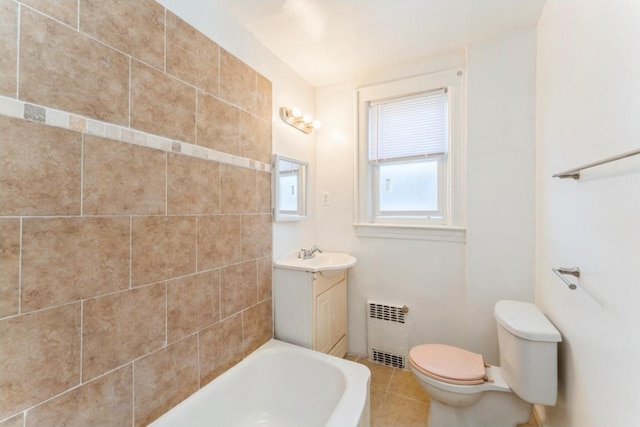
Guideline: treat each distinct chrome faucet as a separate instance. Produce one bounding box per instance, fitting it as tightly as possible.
[299,245,323,260]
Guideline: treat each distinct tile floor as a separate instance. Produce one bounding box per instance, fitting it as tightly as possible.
[345,354,539,427]
[345,354,430,427]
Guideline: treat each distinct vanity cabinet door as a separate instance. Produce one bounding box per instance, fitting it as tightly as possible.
[274,267,348,356]
[315,289,333,353]
[331,280,347,346]
[314,279,347,356]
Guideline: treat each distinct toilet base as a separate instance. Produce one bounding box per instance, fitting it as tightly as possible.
[428,390,532,427]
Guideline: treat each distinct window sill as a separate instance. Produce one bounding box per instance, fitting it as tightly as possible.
[353,223,466,242]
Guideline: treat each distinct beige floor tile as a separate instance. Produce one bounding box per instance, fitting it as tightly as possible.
[351,357,538,427]
[346,356,432,426]
[345,360,429,427]
[389,369,430,403]
[344,353,359,362]
[369,386,386,417]
[355,358,394,390]
[373,392,429,427]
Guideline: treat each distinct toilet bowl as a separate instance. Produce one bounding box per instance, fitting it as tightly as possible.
[409,300,562,427]
[409,344,510,407]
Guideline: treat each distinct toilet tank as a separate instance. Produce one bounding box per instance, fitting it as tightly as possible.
[494,300,562,406]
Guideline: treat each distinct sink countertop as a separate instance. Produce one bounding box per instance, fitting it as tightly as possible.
[274,251,357,272]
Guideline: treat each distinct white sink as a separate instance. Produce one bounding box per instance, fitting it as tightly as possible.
[274,251,357,272]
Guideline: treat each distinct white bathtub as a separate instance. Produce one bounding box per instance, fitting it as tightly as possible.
[149,339,371,427]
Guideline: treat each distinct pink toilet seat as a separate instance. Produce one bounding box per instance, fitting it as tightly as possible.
[409,344,486,385]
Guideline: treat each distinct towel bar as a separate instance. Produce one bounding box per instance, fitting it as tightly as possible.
[553,147,640,180]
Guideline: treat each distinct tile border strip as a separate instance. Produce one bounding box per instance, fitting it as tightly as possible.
[0,95,271,173]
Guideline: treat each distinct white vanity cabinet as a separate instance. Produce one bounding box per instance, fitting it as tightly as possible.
[273,267,348,357]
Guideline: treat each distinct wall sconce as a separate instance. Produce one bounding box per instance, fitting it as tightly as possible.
[279,107,320,134]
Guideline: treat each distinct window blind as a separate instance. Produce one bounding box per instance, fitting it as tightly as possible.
[368,88,447,163]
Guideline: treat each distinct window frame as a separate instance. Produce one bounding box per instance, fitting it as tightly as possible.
[355,69,466,239]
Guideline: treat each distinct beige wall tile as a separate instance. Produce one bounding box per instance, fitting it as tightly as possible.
[221,260,257,318]
[167,154,219,215]
[241,214,272,261]
[20,0,78,28]
[256,171,272,214]
[0,0,18,97]
[19,8,129,125]
[256,256,272,302]
[0,219,20,318]
[82,284,166,381]
[83,135,166,215]
[131,216,196,286]
[198,314,242,385]
[167,271,220,344]
[0,303,81,419]
[130,59,196,144]
[197,215,241,271]
[26,365,133,427]
[220,49,256,114]
[240,111,271,164]
[21,217,130,312]
[220,164,256,214]
[0,413,23,427]
[166,11,219,95]
[134,335,199,427]
[196,92,240,155]
[2,0,275,421]
[256,73,272,122]
[242,299,272,356]
[79,0,164,70]
[0,116,81,216]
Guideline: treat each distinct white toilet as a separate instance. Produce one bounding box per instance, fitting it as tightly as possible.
[409,300,561,427]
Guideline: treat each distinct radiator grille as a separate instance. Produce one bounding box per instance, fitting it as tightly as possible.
[368,302,406,324]
[366,301,409,370]
[371,349,406,369]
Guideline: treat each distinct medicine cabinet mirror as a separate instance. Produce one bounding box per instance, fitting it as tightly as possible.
[273,154,308,221]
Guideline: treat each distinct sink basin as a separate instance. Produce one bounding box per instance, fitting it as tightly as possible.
[274,251,357,272]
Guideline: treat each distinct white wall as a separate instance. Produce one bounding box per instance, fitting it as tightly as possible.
[315,53,469,356]
[156,0,318,258]
[316,29,537,361]
[465,28,537,363]
[536,1,640,425]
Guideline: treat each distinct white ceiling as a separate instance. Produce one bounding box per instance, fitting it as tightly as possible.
[214,0,546,87]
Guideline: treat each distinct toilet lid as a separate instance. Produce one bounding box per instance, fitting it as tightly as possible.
[409,344,486,385]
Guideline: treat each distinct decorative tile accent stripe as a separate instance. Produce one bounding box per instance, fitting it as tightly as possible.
[24,104,46,122]
[0,95,271,173]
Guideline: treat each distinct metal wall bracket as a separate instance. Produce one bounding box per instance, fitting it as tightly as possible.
[552,267,580,290]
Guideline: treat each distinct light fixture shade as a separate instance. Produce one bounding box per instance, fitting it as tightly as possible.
[279,107,318,134]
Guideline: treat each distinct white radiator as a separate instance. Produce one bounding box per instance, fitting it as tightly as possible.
[366,301,409,369]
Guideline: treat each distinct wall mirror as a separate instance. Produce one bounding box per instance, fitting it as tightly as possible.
[273,154,308,221]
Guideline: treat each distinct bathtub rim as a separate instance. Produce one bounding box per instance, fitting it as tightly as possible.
[148,338,371,427]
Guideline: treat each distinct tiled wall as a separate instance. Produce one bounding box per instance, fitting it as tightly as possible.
[0,1,273,426]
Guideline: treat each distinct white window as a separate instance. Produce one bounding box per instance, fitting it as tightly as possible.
[355,69,465,240]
